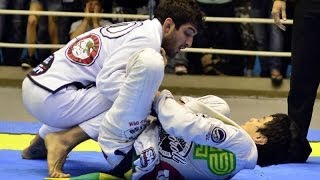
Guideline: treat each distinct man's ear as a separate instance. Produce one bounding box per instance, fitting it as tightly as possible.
[163,18,175,35]
[253,133,268,145]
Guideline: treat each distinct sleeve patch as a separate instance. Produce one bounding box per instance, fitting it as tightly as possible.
[29,55,54,76]
[65,33,101,66]
[140,147,156,168]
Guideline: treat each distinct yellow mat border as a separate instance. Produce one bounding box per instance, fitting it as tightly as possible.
[0,134,319,156]
[0,134,100,152]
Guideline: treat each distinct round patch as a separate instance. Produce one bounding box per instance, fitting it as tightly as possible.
[211,127,226,143]
[65,33,101,66]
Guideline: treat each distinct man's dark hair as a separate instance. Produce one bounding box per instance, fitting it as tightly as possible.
[154,0,205,32]
[84,0,103,9]
[256,113,312,167]
[85,0,103,4]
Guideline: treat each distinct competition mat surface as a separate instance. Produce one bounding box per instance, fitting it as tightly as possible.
[0,121,319,180]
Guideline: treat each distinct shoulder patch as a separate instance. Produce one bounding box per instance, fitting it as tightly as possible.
[65,33,101,66]
[29,55,54,76]
[207,124,226,143]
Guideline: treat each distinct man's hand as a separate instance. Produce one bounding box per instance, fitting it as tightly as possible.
[271,0,287,31]
[92,4,101,26]
[84,3,92,23]
[153,89,174,114]
[160,48,168,66]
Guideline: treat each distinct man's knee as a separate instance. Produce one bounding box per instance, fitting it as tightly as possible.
[197,95,231,117]
[130,48,165,75]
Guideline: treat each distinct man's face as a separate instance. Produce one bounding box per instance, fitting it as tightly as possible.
[162,22,197,58]
[241,116,273,137]
[87,0,102,12]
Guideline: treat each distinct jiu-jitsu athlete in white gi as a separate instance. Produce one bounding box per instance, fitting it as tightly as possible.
[131,90,312,179]
[21,0,205,178]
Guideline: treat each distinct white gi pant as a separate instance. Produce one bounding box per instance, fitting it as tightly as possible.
[22,78,114,139]
[22,48,164,143]
[97,48,165,171]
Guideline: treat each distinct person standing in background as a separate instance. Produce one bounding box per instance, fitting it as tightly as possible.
[20,0,62,69]
[188,0,245,76]
[0,0,8,64]
[234,0,256,77]
[272,0,319,161]
[0,0,29,66]
[251,0,285,86]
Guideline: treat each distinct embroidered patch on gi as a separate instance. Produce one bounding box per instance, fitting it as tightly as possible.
[65,33,101,66]
[194,145,236,176]
[140,147,156,168]
[210,126,226,143]
[29,55,54,76]
[124,124,147,141]
[158,127,192,165]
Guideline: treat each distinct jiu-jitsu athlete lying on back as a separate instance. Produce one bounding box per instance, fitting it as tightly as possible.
[25,89,311,179]
[131,90,312,179]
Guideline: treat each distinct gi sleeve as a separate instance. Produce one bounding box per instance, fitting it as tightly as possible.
[153,90,254,152]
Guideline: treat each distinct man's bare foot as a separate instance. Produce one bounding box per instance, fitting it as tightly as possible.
[44,126,90,178]
[22,134,47,159]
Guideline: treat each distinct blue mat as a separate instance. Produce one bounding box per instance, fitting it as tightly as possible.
[233,157,320,179]
[0,121,320,180]
[0,150,108,180]
[0,150,319,180]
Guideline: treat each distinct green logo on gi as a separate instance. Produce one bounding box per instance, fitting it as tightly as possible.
[194,145,236,175]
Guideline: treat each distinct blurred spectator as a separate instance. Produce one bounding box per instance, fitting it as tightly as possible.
[111,0,150,23]
[59,0,113,44]
[188,0,245,76]
[58,0,85,44]
[234,0,256,77]
[200,52,225,75]
[173,52,189,75]
[69,0,112,40]
[0,0,8,64]
[20,0,62,69]
[250,0,285,86]
[1,0,29,66]
[165,52,189,75]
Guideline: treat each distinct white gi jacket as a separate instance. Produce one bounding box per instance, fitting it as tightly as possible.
[22,19,164,140]
[132,91,258,180]
[28,19,162,102]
